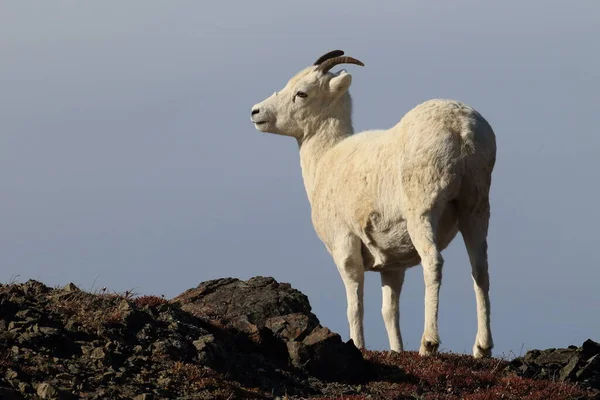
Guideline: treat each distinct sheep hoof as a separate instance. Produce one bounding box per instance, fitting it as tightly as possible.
[419,340,439,356]
[473,344,492,358]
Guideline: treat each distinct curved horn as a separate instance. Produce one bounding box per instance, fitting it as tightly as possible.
[313,50,345,65]
[317,56,365,73]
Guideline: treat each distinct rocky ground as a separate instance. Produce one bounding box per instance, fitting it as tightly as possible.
[0,277,598,399]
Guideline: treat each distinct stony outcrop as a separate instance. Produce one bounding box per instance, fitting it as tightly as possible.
[508,339,600,391]
[172,277,366,382]
[0,278,367,399]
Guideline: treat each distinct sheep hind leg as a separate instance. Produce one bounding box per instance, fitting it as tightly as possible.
[380,268,406,352]
[332,235,366,349]
[406,212,444,356]
[459,209,493,358]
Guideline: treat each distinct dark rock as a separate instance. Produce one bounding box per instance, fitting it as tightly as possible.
[5,368,19,381]
[117,300,153,333]
[7,321,25,331]
[0,330,16,341]
[133,395,153,400]
[192,334,215,352]
[582,339,600,360]
[66,363,80,374]
[265,313,317,342]
[151,338,196,362]
[173,277,314,325]
[17,331,42,345]
[36,382,65,400]
[61,283,81,293]
[577,354,600,389]
[38,326,60,336]
[287,326,365,381]
[192,333,225,367]
[172,276,368,382]
[0,298,18,321]
[14,309,40,321]
[89,347,107,359]
[156,376,172,387]
[21,280,51,297]
[559,354,581,382]
[17,381,32,394]
[509,339,600,392]
[0,386,25,400]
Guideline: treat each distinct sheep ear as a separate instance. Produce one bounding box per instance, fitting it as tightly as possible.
[328,71,352,96]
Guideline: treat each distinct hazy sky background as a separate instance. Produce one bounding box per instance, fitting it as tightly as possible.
[2,1,599,356]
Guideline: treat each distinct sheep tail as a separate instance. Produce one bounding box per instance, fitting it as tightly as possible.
[460,128,476,157]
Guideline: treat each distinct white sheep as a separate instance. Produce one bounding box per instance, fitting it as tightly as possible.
[250,50,496,358]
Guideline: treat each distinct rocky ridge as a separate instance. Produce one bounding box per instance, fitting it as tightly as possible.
[0,277,598,399]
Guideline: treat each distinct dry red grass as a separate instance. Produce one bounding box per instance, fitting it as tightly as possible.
[167,361,268,399]
[49,291,126,330]
[360,350,592,400]
[133,295,168,308]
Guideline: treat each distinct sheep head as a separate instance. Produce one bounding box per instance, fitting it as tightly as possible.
[251,50,364,140]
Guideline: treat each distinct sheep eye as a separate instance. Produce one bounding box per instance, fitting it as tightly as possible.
[292,91,308,103]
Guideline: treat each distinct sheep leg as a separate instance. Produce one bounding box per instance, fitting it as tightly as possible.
[380,268,406,352]
[407,213,443,356]
[333,236,365,349]
[460,212,493,358]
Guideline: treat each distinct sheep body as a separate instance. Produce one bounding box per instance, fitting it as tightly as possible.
[251,51,496,358]
[311,99,495,272]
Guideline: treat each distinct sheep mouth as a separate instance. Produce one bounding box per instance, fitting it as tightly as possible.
[252,118,272,132]
[250,116,269,126]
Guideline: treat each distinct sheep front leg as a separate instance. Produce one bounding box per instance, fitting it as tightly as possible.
[381,269,406,352]
[333,237,365,349]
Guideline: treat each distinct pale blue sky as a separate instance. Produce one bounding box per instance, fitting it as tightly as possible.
[1,1,599,356]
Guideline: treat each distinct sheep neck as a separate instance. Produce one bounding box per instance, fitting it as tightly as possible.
[298,117,353,203]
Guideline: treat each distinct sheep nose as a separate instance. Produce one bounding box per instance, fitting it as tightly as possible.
[251,108,260,116]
